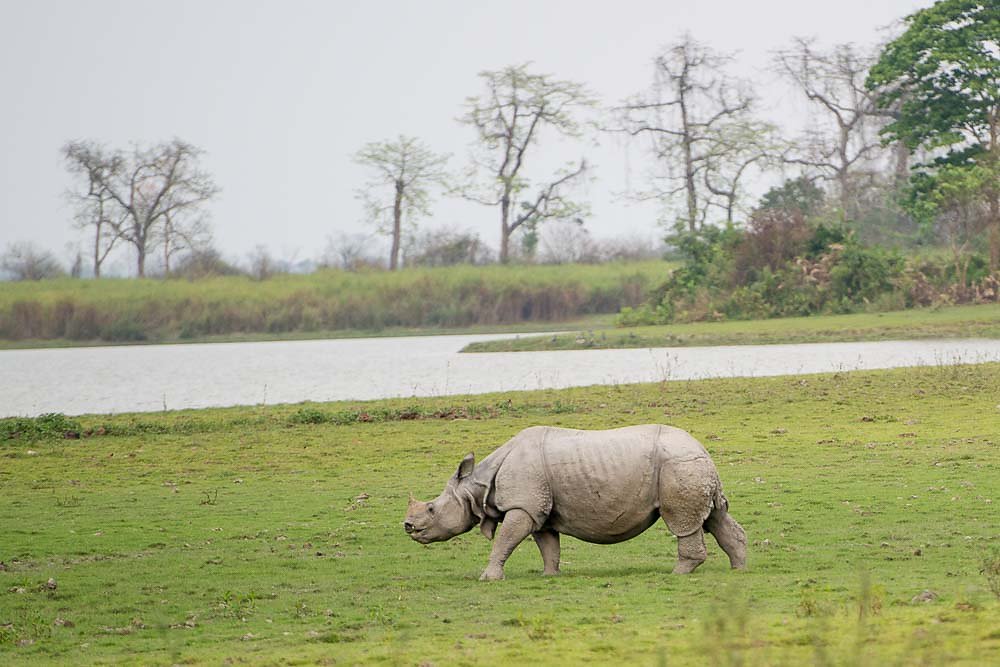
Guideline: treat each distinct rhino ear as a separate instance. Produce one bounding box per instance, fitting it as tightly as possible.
[455,453,475,480]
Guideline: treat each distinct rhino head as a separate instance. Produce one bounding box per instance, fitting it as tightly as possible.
[404,453,495,544]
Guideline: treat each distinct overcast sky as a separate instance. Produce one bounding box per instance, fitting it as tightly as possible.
[0,0,932,272]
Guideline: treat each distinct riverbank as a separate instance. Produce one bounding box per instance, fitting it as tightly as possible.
[2,364,998,664]
[462,303,1000,352]
[0,315,610,351]
[0,262,662,348]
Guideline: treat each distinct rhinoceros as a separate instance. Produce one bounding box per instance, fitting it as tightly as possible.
[404,424,746,580]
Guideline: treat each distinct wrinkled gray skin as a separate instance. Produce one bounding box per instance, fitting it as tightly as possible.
[404,425,747,581]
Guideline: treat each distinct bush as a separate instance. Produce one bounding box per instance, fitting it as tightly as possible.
[1,413,82,441]
[622,220,983,326]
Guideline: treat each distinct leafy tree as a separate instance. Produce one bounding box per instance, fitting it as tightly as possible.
[353,136,449,270]
[459,64,594,263]
[757,177,827,217]
[867,0,1000,268]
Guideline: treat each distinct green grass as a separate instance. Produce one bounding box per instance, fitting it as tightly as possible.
[2,364,999,664]
[463,303,1000,352]
[0,262,667,347]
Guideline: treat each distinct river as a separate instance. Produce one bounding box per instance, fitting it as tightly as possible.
[2,335,1000,417]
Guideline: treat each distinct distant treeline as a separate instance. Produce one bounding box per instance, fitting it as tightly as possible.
[0,262,664,343]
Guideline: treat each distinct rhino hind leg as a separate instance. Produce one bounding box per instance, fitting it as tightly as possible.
[480,509,535,582]
[673,527,708,574]
[705,508,747,569]
[532,529,560,575]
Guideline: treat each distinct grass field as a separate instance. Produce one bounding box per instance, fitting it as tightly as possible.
[463,303,1000,353]
[2,364,999,664]
[0,262,665,348]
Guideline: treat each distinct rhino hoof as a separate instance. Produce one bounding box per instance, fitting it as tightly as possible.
[479,567,504,582]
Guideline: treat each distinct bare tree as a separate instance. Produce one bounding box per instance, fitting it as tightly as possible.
[0,242,65,281]
[702,120,782,225]
[403,227,492,267]
[774,39,892,221]
[613,35,763,231]
[62,139,219,277]
[538,220,597,264]
[354,136,449,270]
[157,211,211,277]
[63,142,125,278]
[318,233,383,271]
[247,245,281,281]
[459,64,595,263]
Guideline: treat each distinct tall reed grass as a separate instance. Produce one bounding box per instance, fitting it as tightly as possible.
[0,262,667,342]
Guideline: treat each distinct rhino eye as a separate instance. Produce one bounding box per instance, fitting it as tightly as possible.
[427,504,435,514]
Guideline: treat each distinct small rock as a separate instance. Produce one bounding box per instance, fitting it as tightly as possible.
[241,633,256,641]
[42,578,57,591]
[8,586,26,594]
[880,542,890,548]
[911,590,937,604]
[0,561,6,571]
[355,492,370,501]
[913,548,922,556]
[234,479,244,484]
[53,617,75,628]
[26,450,38,456]
[16,639,34,647]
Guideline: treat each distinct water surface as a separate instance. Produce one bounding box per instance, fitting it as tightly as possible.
[2,335,999,417]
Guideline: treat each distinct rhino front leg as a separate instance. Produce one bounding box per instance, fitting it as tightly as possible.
[532,529,560,575]
[673,528,708,574]
[480,509,535,581]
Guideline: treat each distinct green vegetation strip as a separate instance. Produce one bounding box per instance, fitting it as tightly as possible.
[462,303,1000,352]
[2,364,999,664]
[0,262,665,348]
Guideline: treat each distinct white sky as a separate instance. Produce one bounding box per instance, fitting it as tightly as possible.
[0,0,931,271]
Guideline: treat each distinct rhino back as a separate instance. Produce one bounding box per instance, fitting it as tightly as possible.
[487,425,721,543]
[532,425,663,543]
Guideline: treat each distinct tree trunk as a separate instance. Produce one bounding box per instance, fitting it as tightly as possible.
[390,179,403,270]
[137,247,146,278]
[164,228,171,278]
[678,88,697,231]
[893,141,910,190]
[93,227,102,279]
[990,119,999,272]
[990,191,999,272]
[499,193,512,264]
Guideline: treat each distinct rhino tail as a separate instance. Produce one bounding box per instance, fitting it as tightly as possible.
[713,486,730,515]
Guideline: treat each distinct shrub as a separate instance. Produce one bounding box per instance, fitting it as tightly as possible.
[624,220,981,325]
